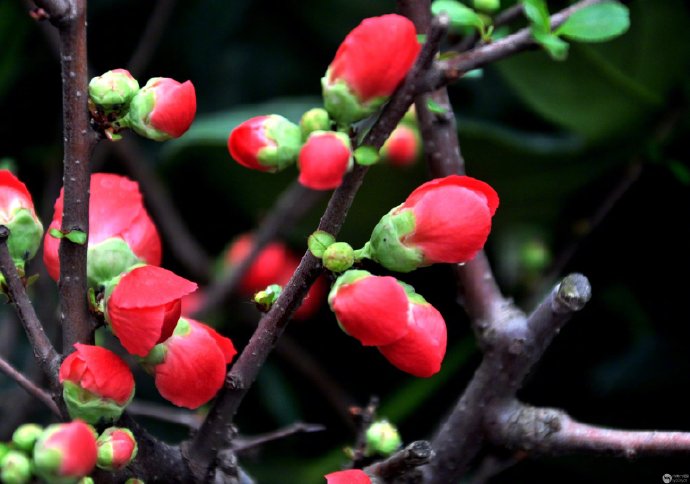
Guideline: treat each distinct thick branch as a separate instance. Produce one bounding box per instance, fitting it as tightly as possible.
[365,441,434,482]
[56,0,97,352]
[0,354,61,416]
[487,401,690,458]
[186,17,448,481]
[0,227,61,388]
[232,422,326,453]
[31,0,70,23]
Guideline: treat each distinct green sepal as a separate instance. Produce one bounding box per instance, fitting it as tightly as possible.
[327,269,372,307]
[354,146,380,166]
[299,108,331,139]
[256,116,302,172]
[366,207,424,273]
[88,70,139,110]
[62,380,132,425]
[87,238,143,289]
[308,230,336,259]
[1,450,32,484]
[12,423,44,452]
[126,79,168,141]
[253,284,282,312]
[64,230,87,245]
[473,0,500,13]
[6,208,43,267]
[78,478,95,484]
[321,71,387,127]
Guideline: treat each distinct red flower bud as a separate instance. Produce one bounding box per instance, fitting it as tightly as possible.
[228,115,302,173]
[226,234,325,320]
[128,78,196,141]
[378,300,447,377]
[44,173,162,285]
[297,131,353,190]
[328,270,409,346]
[96,427,137,471]
[59,344,134,423]
[365,175,499,272]
[381,124,420,167]
[325,469,371,484]
[33,421,97,482]
[105,266,198,357]
[0,170,43,270]
[322,14,421,124]
[148,318,236,409]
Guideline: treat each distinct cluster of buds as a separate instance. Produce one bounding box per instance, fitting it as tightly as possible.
[88,69,196,141]
[227,15,421,191]
[329,270,447,377]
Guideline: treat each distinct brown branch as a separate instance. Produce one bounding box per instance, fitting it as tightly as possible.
[347,396,380,469]
[232,422,326,453]
[424,0,605,90]
[31,0,70,22]
[364,441,434,482]
[126,0,178,78]
[487,401,690,458]
[185,16,449,481]
[127,400,203,430]
[53,0,99,352]
[0,226,61,388]
[0,353,61,416]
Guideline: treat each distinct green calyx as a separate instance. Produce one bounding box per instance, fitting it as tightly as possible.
[256,115,302,172]
[127,79,169,141]
[6,208,43,270]
[363,207,424,273]
[12,423,44,453]
[253,284,282,312]
[365,420,402,456]
[308,230,336,258]
[321,72,387,127]
[299,108,331,138]
[88,70,139,110]
[62,380,132,425]
[1,450,32,484]
[87,238,143,289]
[322,242,355,273]
[327,269,372,307]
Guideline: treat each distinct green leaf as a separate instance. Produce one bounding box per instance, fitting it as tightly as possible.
[522,0,550,33]
[48,228,64,239]
[431,0,485,33]
[65,230,87,245]
[416,34,427,44]
[533,29,570,61]
[556,1,630,43]
[426,99,448,114]
[353,146,379,166]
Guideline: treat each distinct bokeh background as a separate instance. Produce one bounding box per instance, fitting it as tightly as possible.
[1,0,690,482]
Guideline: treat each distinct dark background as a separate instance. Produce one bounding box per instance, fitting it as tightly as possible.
[1,0,689,482]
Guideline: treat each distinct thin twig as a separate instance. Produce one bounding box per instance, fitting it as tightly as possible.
[454,4,525,52]
[487,401,690,458]
[348,396,379,469]
[0,226,61,388]
[364,441,434,481]
[127,400,203,429]
[0,354,61,416]
[185,17,449,481]
[127,0,178,78]
[232,422,326,453]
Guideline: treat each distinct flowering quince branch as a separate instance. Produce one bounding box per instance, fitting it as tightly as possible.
[185,16,449,480]
[0,353,61,417]
[363,440,434,482]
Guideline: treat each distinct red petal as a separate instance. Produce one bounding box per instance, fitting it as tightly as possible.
[110,266,197,309]
[228,116,275,171]
[325,469,371,484]
[45,421,97,477]
[404,175,499,216]
[378,302,447,377]
[65,344,134,404]
[382,125,418,167]
[150,79,197,138]
[331,275,409,346]
[188,319,237,364]
[329,14,420,102]
[0,170,35,223]
[298,133,352,190]
[107,303,169,357]
[43,220,62,281]
[154,323,227,408]
[227,234,294,294]
[109,430,136,467]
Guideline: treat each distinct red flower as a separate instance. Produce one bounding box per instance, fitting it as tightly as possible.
[328,270,409,346]
[33,421,97,481]
[96,427,138,471]
[297,131,353,190]
[128,78,196,141]
[0,169,43,268]
[151,318,236,409]
[379,300,447,377]
[44,173,161,283]
[226,234,325,320]
[228,115,302,173]
[323,14,420,124]
[381,124,420,167]
[325,469,371,484]
[365,175,499,272]
[105,266,198,357]
[59,344,134,405]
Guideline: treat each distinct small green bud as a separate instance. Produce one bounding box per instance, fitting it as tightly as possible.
[1,450,32,484]
[354,146,380,166]
[12,423,43,452]
[365,420,402,456]
[322,242,355,273]
[78,478,95,484]
[89,69,140,111]
[125,479,145,484]
[253,284,283,312]
[0,443,9,462]
[473,0,500,12]
[520,239,552,272]
[299,108,331,138]
[308,230,336,258]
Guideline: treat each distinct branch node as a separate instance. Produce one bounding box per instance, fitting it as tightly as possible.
[553,273,591,313]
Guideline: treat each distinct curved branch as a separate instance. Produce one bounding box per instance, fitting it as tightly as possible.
[0,354,61,416]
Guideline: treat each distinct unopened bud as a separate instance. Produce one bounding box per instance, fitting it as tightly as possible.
[473,0,500,12]
[308,230,336,259]
[12,423,43,453]
[366,420,401,455]
[323,242,355,273]
[1,451,32,484]
[89,69,139,111]
[300,108,331,138]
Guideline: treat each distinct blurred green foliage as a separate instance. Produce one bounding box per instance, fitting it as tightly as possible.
[1,0,690,482]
